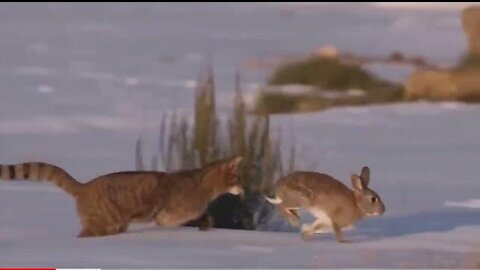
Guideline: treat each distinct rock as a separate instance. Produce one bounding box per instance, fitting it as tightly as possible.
[462,6,480,55]
[405,69,480,101]
[405,6,480,102]
[454,69,480,101]
[411,56,427,67]
[405,70,454,101]
[296,99,328,113]
[389,51,405,62]
[314,45,339,59]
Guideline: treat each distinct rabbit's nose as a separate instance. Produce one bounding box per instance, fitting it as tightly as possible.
[379,205,386,215]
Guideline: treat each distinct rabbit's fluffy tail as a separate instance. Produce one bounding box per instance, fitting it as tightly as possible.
[265,195,282,205]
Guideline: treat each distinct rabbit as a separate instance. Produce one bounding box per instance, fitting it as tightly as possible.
[265,166,385,243]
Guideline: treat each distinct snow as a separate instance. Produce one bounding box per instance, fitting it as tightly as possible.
[2,102,480,268]
[1,181,480,268]
[1,3,480,268]
[446,199,480,209]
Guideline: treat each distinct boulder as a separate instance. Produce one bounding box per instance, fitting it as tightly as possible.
[405,6,480,102]
[314,45,339,59]
[405,69,480,101]
[462,6,480,55]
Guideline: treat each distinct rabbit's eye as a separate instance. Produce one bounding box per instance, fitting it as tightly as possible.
[370,197,377,203]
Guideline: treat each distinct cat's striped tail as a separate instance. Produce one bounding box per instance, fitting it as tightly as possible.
[0,162,83,197]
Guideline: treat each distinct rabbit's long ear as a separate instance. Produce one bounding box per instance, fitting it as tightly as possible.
[351,174,364,191]
[360,166,370,187]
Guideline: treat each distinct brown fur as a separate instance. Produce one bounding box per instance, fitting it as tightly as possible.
[266,166,385,243]
[0,156,243,238]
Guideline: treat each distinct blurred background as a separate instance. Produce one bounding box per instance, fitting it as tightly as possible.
[1,2,480,232]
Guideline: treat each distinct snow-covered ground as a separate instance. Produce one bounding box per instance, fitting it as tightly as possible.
[2,102,480,268]
[1,182,480,268]
[1,3,480,268]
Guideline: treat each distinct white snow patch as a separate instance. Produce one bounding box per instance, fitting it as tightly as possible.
[125,77,140,86]
[387,101,469,116]
[158,79,198,89]
[79,71,119,83]
[183,80,197,89]
[445,199,480,209]
[0,114,146,135]
[37,85,54,94]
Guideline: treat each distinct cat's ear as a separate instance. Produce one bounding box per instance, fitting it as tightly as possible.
[228,156,243,171]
